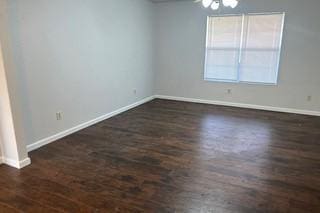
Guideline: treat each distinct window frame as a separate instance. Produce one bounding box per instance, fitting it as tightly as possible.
[203,12,286,86]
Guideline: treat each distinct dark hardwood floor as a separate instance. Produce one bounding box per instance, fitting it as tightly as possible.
[1,99,320,212]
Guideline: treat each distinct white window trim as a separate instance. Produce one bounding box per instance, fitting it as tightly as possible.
[203,12,286,86]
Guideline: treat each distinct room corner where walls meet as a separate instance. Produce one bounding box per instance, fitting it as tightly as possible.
[1,0,320,166]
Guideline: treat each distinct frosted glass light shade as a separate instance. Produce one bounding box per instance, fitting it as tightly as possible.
[211,1,220,10]
[202,0,213,8]
[223,0,238,8]
[230,0,238,8]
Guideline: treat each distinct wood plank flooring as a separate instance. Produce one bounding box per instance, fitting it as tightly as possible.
[1,99,320,212]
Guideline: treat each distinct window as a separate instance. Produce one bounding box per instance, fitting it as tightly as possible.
[204,13,285,84]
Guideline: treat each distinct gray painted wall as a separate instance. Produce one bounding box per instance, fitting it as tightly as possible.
[0,1,30,163]
[2,0,320,151]
[2,0,155,146]
[154,0,320,112]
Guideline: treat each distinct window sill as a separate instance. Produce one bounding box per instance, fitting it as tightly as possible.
[204,78,278,86]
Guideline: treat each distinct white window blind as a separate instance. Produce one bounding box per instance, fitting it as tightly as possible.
[204,13,285,84]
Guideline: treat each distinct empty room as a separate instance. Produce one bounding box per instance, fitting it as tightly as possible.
[0,0,320,212]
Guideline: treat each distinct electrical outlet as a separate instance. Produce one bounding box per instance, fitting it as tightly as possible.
[56,112,63,121]
[307,95,312,102]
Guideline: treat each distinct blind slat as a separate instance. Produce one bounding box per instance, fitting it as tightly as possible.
[204,13,284,84]
[240,14,284,83]
[205,15,243,81]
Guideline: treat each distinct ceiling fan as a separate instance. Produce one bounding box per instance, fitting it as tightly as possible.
[194,0,239,10]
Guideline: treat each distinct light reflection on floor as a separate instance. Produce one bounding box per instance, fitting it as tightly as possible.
[172,113,275,212]
[198,114,272,154]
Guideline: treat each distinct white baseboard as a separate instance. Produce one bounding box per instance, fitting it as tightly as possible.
[26,94,319,154]
[2,157,31,169]
[27,96,155,152]
[0,156,3,165]
[155,95,320,117]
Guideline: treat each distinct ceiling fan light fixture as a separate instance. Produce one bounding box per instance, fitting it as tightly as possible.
[202,0,213,8]
[211,1,220,10]
[198,0,238,10]
[229,0,238,8]
[222,0,238,8]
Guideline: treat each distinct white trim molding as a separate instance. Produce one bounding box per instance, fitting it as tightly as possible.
[2,157,31,169]
[27,96,156,152]
[155,95,320,117]
[26,94,320,154]
[0,156,3,165]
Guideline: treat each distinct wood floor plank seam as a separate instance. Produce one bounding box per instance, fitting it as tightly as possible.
[1,99,320,212]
